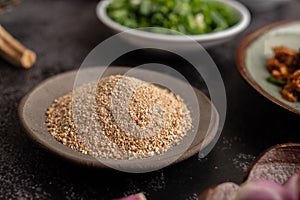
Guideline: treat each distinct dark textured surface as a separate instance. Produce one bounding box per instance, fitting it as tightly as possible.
[0,0,299,199]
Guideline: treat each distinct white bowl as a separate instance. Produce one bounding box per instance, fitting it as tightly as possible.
[96,0,251,50]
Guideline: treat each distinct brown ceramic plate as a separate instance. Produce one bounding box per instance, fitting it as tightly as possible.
[246,143,300,184]
[19,66,219,172]
[236,20,300,115]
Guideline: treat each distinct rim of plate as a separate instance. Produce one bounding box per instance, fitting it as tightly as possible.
[236,19,300,115]
[96,0,251,42]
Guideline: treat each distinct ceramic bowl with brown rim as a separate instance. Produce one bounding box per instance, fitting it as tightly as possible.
[19,66,220,172]
[236,20,300,115]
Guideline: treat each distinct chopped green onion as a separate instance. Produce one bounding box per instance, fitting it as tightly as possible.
[106,0,239,35]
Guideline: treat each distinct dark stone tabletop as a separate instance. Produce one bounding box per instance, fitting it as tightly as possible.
[0,0,299,199]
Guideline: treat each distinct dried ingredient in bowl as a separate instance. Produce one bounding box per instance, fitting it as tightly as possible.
[266,46,300,102]
[46,75,192,160]
[106,0,239,35]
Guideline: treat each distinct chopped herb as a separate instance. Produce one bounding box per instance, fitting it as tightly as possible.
[106,0,239,35]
